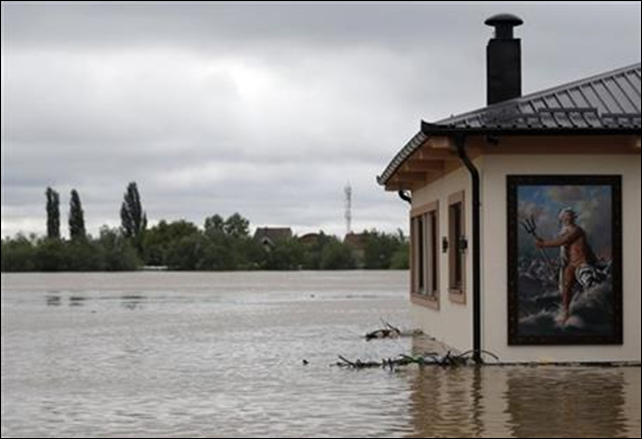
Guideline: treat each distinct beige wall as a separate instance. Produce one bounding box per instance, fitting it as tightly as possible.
[410,162,481,352]
[482,154,641,363]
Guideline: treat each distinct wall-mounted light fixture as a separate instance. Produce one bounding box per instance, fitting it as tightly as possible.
[459,236,469,253]
[442,237,449,254]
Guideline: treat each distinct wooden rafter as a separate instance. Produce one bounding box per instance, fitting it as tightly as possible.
[427,136,455,150]
[415,148,459,161]
[395,172,427,182]
[384,136,462,191]
[402,160,445,173]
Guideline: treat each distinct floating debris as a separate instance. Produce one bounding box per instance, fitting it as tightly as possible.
[365,320,422,341]
[336,350,501,370]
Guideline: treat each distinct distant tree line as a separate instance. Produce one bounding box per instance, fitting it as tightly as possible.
[1,184,409,272]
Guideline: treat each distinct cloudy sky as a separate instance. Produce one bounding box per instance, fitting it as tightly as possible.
[2,1,640,239]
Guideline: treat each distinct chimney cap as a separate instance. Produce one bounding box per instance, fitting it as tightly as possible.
[485,13,523,39]
[484,13,524,28]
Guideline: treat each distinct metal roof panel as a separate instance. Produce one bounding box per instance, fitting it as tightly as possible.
[378,63,641,185]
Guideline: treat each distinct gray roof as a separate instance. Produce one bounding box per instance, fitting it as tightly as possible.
[378,63,641,186]
[254,227,293,244]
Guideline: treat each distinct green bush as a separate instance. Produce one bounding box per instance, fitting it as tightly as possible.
[1,235,37,272]
[99,227,141,271]
[320,239,356,270]
[2,210,409,272]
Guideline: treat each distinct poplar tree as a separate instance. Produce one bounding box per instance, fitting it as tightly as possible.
[68,189,86,240]
[45,187,61,240]
[120,182,147,253]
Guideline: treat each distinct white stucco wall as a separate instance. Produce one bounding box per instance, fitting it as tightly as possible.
[410,162,481,353]
[482,154,641,363]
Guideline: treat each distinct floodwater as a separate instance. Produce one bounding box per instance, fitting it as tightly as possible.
[1,271,640,438]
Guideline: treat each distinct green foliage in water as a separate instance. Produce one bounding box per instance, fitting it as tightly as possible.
[2,228,141,272]
[363,230,409,270]
[2,189,410,272]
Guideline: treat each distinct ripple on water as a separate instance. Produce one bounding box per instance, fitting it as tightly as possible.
[2,272,640,438]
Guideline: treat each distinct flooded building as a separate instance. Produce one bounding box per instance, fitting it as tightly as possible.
[378,14,641,364]
[298,232,322,247]
[254,227,293,249]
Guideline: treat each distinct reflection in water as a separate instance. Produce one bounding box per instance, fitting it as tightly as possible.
[407,367,480,438]
[44,293,147,310]
[2,272,640,438]
[68,296,86,307]
[505,368,628,438]
[407,352,634,438]
[45,294,61,307]
[120,294,145,310]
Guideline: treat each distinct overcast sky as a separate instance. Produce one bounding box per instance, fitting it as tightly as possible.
[2,1,640,239]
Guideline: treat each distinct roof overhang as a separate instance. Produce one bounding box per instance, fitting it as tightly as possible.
[420,121,642,137]
[377,122,641,191]
[376,129,462,191]
[378,63,641,191]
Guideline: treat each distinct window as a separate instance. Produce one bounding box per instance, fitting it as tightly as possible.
[449,191,466,303]
[411,201,440,309]
[413,215,425,292]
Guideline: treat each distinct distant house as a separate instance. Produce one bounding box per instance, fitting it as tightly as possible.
[254,227,293,249]
[298,233,321,247]
[377,14,640,364]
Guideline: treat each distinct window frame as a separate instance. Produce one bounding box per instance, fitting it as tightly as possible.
[448,191,467,304]
[410,201,441,310]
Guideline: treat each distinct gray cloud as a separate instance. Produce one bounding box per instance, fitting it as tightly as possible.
[2,2,640,238]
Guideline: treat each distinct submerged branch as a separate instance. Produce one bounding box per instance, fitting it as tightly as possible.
[364,320,422,341]
[335,350,501,370]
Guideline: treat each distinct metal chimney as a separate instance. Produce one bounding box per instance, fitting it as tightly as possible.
[485,13,524,105]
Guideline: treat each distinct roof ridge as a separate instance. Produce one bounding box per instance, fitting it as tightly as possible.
[439,62,641,124]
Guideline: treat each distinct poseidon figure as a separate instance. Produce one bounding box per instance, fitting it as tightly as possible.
[535,208,598,324]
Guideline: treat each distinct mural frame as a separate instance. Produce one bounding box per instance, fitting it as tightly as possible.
[507,175,623,346]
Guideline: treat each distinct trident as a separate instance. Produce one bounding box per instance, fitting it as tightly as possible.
[520,215,557,281]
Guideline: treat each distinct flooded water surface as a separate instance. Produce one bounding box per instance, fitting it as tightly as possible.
[1,271,640,438]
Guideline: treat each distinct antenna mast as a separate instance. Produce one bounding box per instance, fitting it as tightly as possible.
[344,183,352,236]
